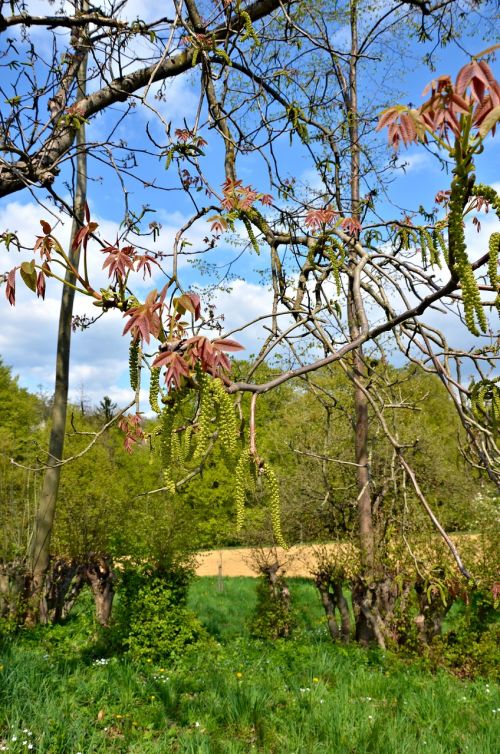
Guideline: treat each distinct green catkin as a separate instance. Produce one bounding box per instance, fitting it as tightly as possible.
[213,47,232,66]
[212,378,239,456]
[471,185,500,310]
[262,462,287,549]
[493,390,500,427]
[471,184,500,219]
[433,227,448,265]
[193,373,214,462]
[488,232,500,291]
[129,339,140,391]
[241,213,260,254]
[240,10,260,45]
[160,404,176,492]
[448,176,487,335]
[325,237,344,296]
[234,449,251,533]
[149,367,161,413]
[418,229,428,267]
[162,468,176,495]
[171,429,182,464]
[421,227,440,267]
[182,424,193,462]
[471,378,500,430]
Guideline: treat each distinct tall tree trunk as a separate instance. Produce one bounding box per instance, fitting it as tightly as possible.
[28,11,88,621]
[345,0,382,647]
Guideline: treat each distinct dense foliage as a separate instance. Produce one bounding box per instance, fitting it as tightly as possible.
[0,357,496,564]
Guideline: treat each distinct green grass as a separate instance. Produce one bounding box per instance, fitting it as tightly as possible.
[0,577,499,753]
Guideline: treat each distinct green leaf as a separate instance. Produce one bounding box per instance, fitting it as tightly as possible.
[173,294,196,316]
[20,260,37,292]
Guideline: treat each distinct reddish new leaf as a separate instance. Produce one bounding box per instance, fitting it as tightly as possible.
[305,207,338,229]
[5,267,16,305]
[36,270,46,299]
[102,244,135,281]
[122,289,162,344]
[153,351,191,389]
[135,254,160,280]
[185,335,215,370]
[118,413,144,453]
[212,338,244,352]
[340,216,362,237]
[72,220,98,251]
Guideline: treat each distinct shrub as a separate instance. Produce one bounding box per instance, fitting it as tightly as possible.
[113,561,204,662]
[250,573,295,640]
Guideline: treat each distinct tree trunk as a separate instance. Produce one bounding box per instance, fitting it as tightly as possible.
[344,0,384,647]
[28,15,89,619]
[42,558,86,624]
[0,560,27,622]
[314,570,351,643]
[85,556,115,627]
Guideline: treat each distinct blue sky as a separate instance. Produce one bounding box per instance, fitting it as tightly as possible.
[0,1,498,408]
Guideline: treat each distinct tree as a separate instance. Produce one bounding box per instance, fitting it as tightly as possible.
[0,1,499,640]
[98,396,118,422]
[0,358,44,562]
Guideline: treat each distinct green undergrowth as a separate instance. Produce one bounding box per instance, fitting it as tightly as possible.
[0,578,498,753]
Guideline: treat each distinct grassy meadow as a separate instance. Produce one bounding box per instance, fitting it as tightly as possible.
[1,577,499,754]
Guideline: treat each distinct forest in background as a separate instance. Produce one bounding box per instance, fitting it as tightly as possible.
[1,354,496,563]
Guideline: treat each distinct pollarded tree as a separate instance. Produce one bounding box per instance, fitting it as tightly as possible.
[0,1,499,639]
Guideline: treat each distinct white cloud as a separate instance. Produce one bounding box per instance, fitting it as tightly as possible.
[395,152,433,174]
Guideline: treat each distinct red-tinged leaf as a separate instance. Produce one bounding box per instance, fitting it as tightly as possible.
[398,114,416,146]
[154,351,191,390]
[456,60,498,103]
[209,215,228,234]
[422,75,452,98]
[435,190,451,205]
[40,219,52,235]
[340,216,362,237]
[450,92,471,114]
[305,207,338,229]
[376,106,404,131]
[214,350,231,374]
[158,283,169,305]
[123,435,136,454]
[72,221,98,251]
[123,289,162,344]
[36,270,46,299]
[184,335,216,370]
[118,413,144,453]
[187,291,201,319]
[20,259,37,292]
[84,202,91,223]
[102,244,135,281]
[34,233,54,260]
[135,254,159,280]
[479,104,500,138]
[212,338,244,352]
[407,109,427,141]
[5,267,16,305]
